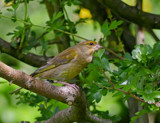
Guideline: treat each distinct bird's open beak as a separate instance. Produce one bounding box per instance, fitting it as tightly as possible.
[94,44,104,51]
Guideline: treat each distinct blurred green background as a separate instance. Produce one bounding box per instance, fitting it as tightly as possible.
[0,0,160,122]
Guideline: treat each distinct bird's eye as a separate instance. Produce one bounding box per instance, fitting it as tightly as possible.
[89,42,94,45]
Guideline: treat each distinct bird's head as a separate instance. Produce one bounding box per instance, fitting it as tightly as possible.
[77,40,103,55]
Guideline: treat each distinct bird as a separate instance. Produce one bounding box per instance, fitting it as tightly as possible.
[10,40,103,94]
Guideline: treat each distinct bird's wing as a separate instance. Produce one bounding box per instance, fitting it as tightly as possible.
[31,47,77,77]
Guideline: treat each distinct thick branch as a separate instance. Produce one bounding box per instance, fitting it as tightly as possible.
[87,111,112,123]
[0,61,111,122]
[0,61,77,104]
[45,107,111,123]
[45,92,111,123]
[98,0,160,29]
[0,38,48,67]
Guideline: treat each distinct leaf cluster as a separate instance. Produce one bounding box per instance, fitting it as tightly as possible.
[116,43,160,103]
[80,42,160,121]
[16,91,61,121]
[2,0,160,122]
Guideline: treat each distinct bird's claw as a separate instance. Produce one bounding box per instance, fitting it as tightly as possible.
[55,81,79,92]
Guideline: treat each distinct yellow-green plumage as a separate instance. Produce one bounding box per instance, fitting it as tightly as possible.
[31,40,103,81]
[10,41,103,94]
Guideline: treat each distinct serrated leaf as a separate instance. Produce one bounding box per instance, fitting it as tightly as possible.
[93,57,103,68]
[100,89,108,96]
[101,56,110,71]
[12,0,20,10]
[109,20,123,30]
[93,90,102,103]
[101,21,111,36]
[94,49,105,58]
[124,53,132,61]
[51,12,63,23]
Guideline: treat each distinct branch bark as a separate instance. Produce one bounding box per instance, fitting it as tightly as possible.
[0,38,48,67]
[98,0,160,29]
[0,61,111,123]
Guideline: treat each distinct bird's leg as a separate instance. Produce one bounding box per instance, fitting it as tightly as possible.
[54,81,79,92]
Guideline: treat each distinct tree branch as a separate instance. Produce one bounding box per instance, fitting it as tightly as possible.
[146,29,160,42]
[0,61,77,104]
[45,92,111,123]
[98,0,160,29]
[0,38,48,67]
[0,61,111,122]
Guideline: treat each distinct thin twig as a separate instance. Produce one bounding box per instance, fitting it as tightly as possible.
[105,47,125,60]
[101,69,115,88]
[1,15,89,41]
[101,69,156,105]
[35,32,48,42]
[2,14,126,60]
[147,29,160,42]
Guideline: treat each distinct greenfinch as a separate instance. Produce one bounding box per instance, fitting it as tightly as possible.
[10,40,103,94]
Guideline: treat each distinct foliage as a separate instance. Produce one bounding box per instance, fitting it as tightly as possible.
[80,42,160,122]
[1,0,160,122]
[15,91,68,121]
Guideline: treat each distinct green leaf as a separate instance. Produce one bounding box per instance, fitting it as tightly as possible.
[109,20,123,30]
[12,0,20,11]
[101,21,111,36]
[101,56,110,71]
[93,90,102,103]
[130,109,149,123]
[11,15,17,22]
[37,104,54,121]
[40,40,48,51]
[51,12,63,23]
[7,8,13,12]
[73,0,82,5]
[151,42,160,58]
[124,53,132,61]
[116,27,123,37]
[93,57,103,68]
[94,49,105,58]
[86,64,101,83]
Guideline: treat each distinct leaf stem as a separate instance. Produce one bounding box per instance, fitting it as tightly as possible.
[105,47,125,60]
[101,68,156,105]
[63,5,76,44]
[19,0,28,50]
[1,15,89,41]
[2,14,126,59]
